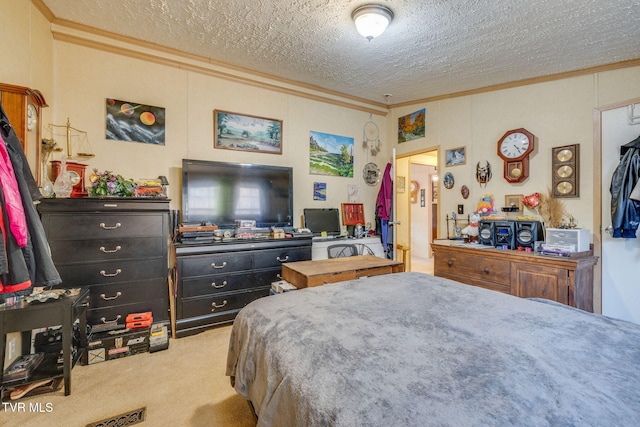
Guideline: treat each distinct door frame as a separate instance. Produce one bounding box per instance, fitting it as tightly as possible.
[592,96,640,314]
[396,146,440,267]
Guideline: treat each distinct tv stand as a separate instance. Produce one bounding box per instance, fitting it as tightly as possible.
[173,237,312,337]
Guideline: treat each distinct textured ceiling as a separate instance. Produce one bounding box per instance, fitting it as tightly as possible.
[40,0,640,106]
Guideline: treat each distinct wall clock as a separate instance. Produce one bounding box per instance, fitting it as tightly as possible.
[363,162,380,186]
[551,144,579,197]
[410,180,419,203]
[497,128,535,183]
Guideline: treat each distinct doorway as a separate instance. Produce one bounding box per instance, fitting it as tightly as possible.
[396,149,438,274]
[595,98,640,324]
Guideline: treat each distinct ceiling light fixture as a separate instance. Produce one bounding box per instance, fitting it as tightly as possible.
[352,4,394,41]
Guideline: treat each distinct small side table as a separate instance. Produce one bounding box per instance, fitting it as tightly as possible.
[0,287,90,399]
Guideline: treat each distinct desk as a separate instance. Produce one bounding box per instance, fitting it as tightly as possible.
[281,255,405,288]
[1,288,90,399]
[311,236,385,260]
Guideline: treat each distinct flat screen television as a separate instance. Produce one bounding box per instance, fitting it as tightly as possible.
[303,208,341,236]
[181,159,293,229]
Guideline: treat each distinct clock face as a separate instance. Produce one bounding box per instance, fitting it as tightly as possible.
[556,181,573,195]
[363,162,380,186]
[556,165,573,178]
[556,149,573,162]
[499,132,531,159]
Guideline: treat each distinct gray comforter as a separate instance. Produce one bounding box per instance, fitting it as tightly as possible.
[226,272,640,426]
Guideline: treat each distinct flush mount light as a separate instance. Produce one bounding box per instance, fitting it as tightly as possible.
[352,4,394,40]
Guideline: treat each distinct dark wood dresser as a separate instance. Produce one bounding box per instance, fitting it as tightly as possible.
[432,243,598,312]
[174,237,312,337]
[37,198,170,329]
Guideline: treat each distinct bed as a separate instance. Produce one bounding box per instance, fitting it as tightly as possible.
[226,272,640,426]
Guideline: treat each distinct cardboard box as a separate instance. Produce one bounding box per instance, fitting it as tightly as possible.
[82,328,150,365]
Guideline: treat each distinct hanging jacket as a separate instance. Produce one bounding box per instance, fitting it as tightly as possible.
[0,133,28,247]
[376,163,393,220]
[610,145,640,238]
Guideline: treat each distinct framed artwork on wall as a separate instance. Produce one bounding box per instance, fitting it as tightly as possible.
[214,110,282,154]
[445,146,466,167]
[397,176,406,192]
[106,98,166,145]
[504,194,524,212]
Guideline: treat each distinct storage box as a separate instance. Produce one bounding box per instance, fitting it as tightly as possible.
[82,328,150,365]
[545,228,591,252]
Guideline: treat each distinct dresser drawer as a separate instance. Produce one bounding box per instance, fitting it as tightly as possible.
[87,298,168,326]
[89,279,166,309]
[179,252,253,277]
[434,250,511,286]
[253,247,312,269]
[181,272,255,298]
[44,212,164,240]
[57,258,166,286]
[49,236,164,264]
[180,288,269,319]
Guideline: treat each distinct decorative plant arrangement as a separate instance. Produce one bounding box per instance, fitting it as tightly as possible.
[522,188,567,227]
[88,169,135,197]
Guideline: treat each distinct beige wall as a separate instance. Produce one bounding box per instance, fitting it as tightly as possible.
[389,68,640,242]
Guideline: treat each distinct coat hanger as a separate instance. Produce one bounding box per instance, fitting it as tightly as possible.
[620,134,640,156]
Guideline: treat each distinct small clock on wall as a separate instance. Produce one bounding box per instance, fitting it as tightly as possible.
[551,144,579,197]
[497,128,535,183]
[410,180,419,203]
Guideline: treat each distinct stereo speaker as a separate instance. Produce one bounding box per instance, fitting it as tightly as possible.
[515,221,544,249]
[478,220,495,246]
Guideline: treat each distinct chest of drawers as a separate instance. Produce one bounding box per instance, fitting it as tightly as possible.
[37,198,170,329]
[175,237,312,337]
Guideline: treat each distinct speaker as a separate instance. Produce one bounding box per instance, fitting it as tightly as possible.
[515,221,544,249]
[493,220,515,249]
[478,220,494,246]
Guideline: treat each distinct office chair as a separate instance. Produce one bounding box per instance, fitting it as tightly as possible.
[327,244,358,258]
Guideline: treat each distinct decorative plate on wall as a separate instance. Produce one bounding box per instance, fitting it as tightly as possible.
[363,162,381,186]
[443,172,454,189]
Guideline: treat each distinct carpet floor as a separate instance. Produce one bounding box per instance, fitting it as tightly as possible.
[2,325,257,427]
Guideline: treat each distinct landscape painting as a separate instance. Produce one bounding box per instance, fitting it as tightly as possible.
[398,108,425,143]
[214,110,282,154]
[106,98,166,145]
[309,131,354,177]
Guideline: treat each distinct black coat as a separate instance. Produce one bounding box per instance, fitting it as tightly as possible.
[610,141,640,238]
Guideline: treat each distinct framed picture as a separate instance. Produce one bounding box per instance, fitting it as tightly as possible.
[397,176,406,192]
[309,131,354,177]
[445,146,466,167]
[106,98,166,145]
[214,110,282,154]
[505,194,524,212]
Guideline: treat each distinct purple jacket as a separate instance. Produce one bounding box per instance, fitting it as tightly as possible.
[376,163,393,220]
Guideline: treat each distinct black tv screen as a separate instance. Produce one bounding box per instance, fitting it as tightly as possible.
[181,159,293,229]
[303,208,341,236]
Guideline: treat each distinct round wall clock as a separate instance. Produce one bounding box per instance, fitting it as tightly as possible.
[497,128,535,183]
[363,162,381,186]
[410,180,419,203]
[443,172,454,189]
[551,144,579,197]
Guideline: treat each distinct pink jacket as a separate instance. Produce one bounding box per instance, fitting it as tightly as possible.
[0,134,28,247]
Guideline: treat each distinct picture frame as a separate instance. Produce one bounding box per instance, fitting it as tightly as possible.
[504,194,524,212]
[397,176,406,192]
[445,146,466,167]
[214,110,282,154]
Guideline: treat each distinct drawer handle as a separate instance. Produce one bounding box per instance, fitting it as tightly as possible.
[211,261,227,269]
[276,255,289,262]
[447,261,453,267]
[100,268,122,277]
[99,245,122,253]
[100,222,122,230]
[211,300,228,311]
[100,291,122,300]
[99,315,121,323]
[484,267,490,274]
[211,281,228,289]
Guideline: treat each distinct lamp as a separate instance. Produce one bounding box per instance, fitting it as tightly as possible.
[352,4,394,40]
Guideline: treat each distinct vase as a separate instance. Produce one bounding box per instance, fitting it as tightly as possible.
[39,158,55,198]
[53,158,73,198]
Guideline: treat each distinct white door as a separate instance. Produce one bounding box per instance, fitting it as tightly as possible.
[601,102,640,324]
